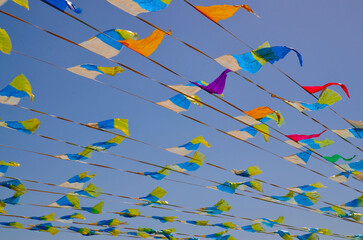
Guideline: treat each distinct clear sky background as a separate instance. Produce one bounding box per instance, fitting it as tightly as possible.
[0,0,362,239]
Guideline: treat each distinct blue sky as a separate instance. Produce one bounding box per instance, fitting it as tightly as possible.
[0,0,362,239]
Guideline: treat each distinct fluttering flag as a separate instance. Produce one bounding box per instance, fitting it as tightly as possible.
[59,171,96,189]
[284,89,342,111]
[286,130,326,142]
[346,235,363,240]
[323,154,356,163]
[74,183,102,198]
[0,201,6,214]
[0,160,20,177]
[79,29,138,58]
[183,220,209,226]
[332,124,363,139]
[192,69,231,94]
[297,233,319,240]
[105,0,172,16]
[30,213,55,221]
[0,118,40,134]
[275,230,293,240]
[0,29,11,55]
[303,227,332,235]
[87,118,129,136]
[166,137,210,156]
[157,81,207,113]
[99,227,121,236]
[215,41,302,73]
[329,171,353,183]
[126,231,150,238]
[56,135,124,160]
[120,28,170,57]
[118,208,141,218]
[317,206,362,221]
[341,194,363,209]
[218,235,237,240]
[330,160,363,182]
[67,64,124,80]
[241,223,264,232]
[0,222,22,229]
[28,223,59,235]
[138,227,157,234]
[198,199,232,215]
[228,123,269,142]
[139,186,168,206]
[0,74,34,105]
[286,182,327,193]
[211,180,263,193]
[204,230,228,239]
[91,218,123,227]
[56,213,85,223]
[253,216,284,227]
[143,166,170,180]
[168,151,205,172]
[303,83,350,98]
[68,226,98,236]
[212,222,238,229]
[0,179,27,194]
[0,0,28,9]
[151,216,177,223]
[195,4,258,23]
[264,191,321,206]
[232,166,262,177]
[81,201,104,214]
[336,160,363,172]
[1,191,24,205]
[49,194,80,208]
[41,0,81,13]
[283,149,313,165]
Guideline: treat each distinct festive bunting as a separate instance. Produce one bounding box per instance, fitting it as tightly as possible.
[297,233,319,240]
[302,83,350,98]
[59,171,96,189]
[286,182,327,193]
[0,179,27,194]
[232,166,262,177]
[323,154,356,163]
[56,213,85,223]
[67,64,124,80]
[198,199,232,215]
[212,180,263,193]
[105,0,172,16]
[253,216,284,227]
[195,4,258,23]
[215,42,302,73]
[74,183,102,198]
[99,227,121,236]
[48,194,80,208]
[0,74,33,105]
[0,0,28,9]
[241,223,264,232]
[341,194,363,209]
[118,209,141,218]
[192,69,231,94]
[30,213,55,221]
[166,136,210,156]
[265,191,321,206]
[275,230,293,240]
[86,118,129,136]
[283,149,313,165]
[0,222,22,229]
[28,223,59,235]
[139,186,167,206]
[332,128,363,139]
[41,0,81,13]
[151,216,177,223]
[212,221,238,229]
[0,118,40,134]
[68,226,98,236]
[0,160,20,177]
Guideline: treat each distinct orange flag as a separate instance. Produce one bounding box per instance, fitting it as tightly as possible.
[120,29,171,57]
[195,4,258,23]
[245,106,275,120]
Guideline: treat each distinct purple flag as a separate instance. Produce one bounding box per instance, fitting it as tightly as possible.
[192,69,231,94]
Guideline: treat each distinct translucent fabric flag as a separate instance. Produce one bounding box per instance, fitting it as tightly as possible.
[195,4,258,23]
[347,120,363,129]
[0,179,27,194]
[91,218,123,227]
[341,194,363,209]
[228,123,269,142]
[275,230,293,240]
[1,191,24,205]
[0,118,40,134]
[323,154,356,163]
[81,201,104,214]
[143,166,170,180]
[41,0,81,13]
[212,222,238,229]
[329,171,354,183]
[286,130,326,143]
[253,216,284,228]
[303,227,332,235]
[67,64,124,80]
[138,227,157,234]
[99,227,121,236]
[0,74,34,105]
[183,220,209,226]
[211,180,263,193]
[0,201,6,214]
[139,186,168,206]
[317,206,362,221]
[151,216,177,223]
[297,233,319,240]
[28,223,59,235]
[204,230,228,239]
[218,235,237,240]
[232,166,262,177]
[284,89,342,112]
[0,0,28,9]
[56,147,94,161]
[0,221,22,229]
[303,83,350,98]
[198,199,232,215]
[106,0,172,16]
[30,213,55,221]
[74,183,102,198]
[332,128,363,139]
[0,160,20,177]
[336,160,363,172]
[0,28,11,55]
[120,28,170,57]
[265,191,321,206]
[56,213,85,223]
[241,223,264,232]
[283,149,313,165]
[87,118,129,136]
[192,69,231,94]
[68,226,98,236]
[215,41,303,73]
[118,208,141,218]
[59,171,96,189]
[168,151,205,172]
[79,29,138,58]
[286,138,333,149]
[346,235,363,240]
[49,194,80,208]
[166,136,210,156]
[286,182,327,193]
[126,231,150,238]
